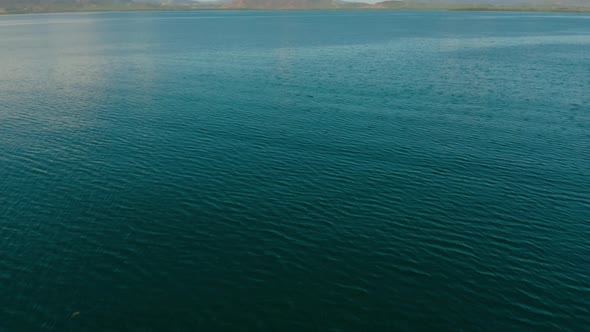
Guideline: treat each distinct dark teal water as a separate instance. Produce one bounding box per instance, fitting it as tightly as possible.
[1,10,589,331]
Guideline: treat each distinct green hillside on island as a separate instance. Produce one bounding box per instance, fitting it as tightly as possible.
[1,0,589,13]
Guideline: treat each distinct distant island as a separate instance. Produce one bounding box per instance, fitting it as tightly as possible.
[1,0,589,14]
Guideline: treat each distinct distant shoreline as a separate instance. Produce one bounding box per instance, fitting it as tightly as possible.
[1,6,590,15]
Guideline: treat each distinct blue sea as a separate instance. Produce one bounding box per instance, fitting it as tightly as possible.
[1,10,589,331]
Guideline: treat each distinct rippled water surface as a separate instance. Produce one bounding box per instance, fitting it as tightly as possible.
[1,10,589,331]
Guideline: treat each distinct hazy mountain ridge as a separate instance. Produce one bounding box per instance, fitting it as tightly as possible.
[1,0,589,13]
[221,0,341,9]
[222,0,590,10]
[372,0,590,9]
[0,0,130,6]
[0,0,219,12]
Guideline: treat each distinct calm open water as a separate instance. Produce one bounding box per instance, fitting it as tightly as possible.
[1,10,589,331]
